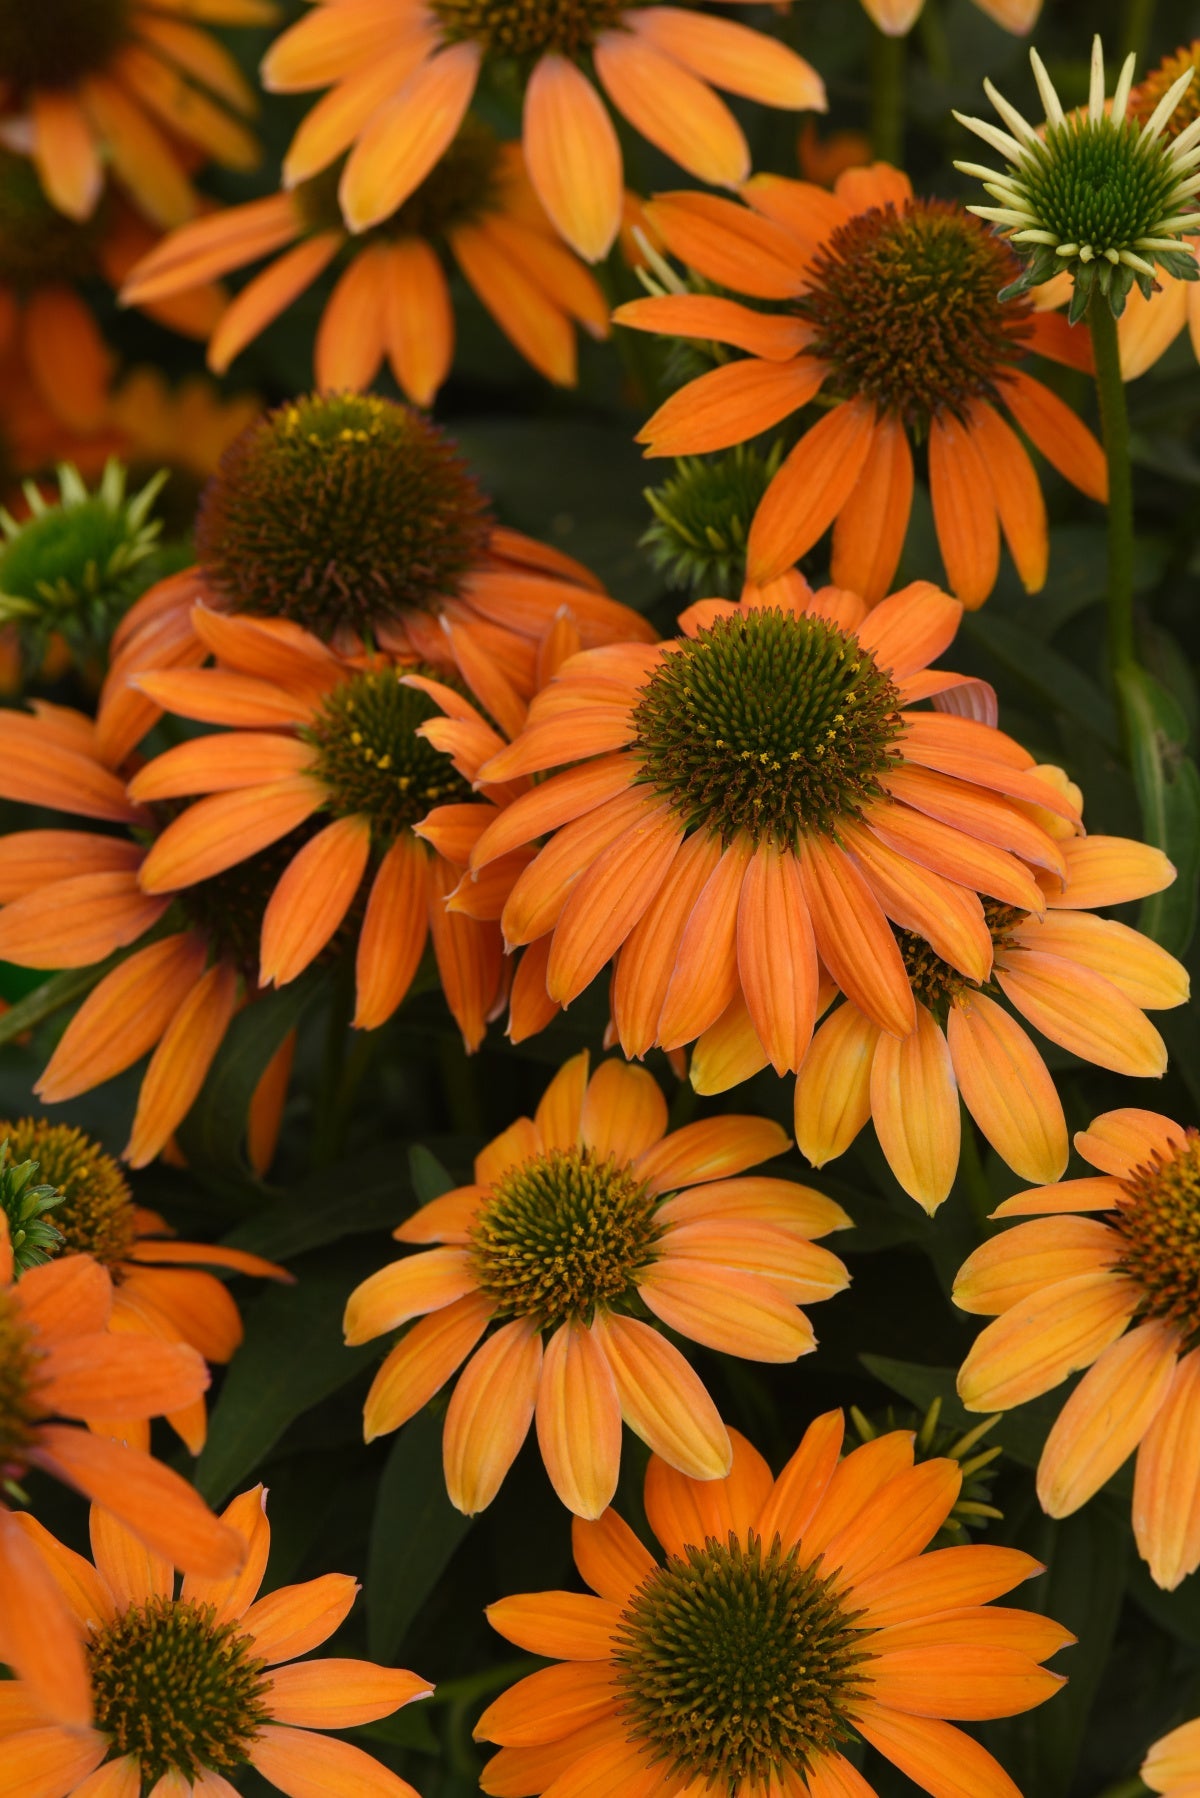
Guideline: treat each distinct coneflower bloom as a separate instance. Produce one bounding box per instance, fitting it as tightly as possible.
[128,607,513,1049]
[1117,43,1200,378]
[615,162,1105,606]
[95,391,654,765]
[120,123,609,401]
[0,703,300,1168]
[476,1415,1071,1797]
[0,0,269,226]
[862,0,1039,34]
[777,819,1185,1213]
[0,1212,243,1727]
[344,1051,851,1517]
[0,1485,431,1797]
[0,1117,289,1452]
[468,578,1081,1068]
[1145,1715,1200,1796]
[955,1108,1200,1590]
[261,0,826,261]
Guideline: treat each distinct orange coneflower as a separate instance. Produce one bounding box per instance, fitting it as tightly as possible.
[0,1118,289,1452]
[955,1108,1200,1590]
[862,0,1039,34]
[0,1485,431,1796]
[1118,43,1200,379]
[95,391,655,765]
[0,702,299,1169]
[476,1416,1070,1796]
[344,1050,851,1517]
[1145,1715,1200,1796]
[0,1212,243,1728]
[464,576,1081,1068]
[123,610,518,1048]
[261,0,826,262]
[120,122,609,401]
[615,161,1106,606]
[0,0,269,225]
[767,812,1185,1213]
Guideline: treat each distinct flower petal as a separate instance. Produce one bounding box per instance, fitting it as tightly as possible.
[590,1311,730,1477]
[443,1318,543,1515]
[1036,1320,1180,1518]
[1134,1345,1200,1591]
[956,1272,1141,1412]
[535,1319,622,1519]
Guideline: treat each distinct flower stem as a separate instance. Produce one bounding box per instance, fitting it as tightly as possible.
[1093,1779,1148,1798]
[870,26,905,166]
[1089,297,1137,679]
[1120,0,1157,63]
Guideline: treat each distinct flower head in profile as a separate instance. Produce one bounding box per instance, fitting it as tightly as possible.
[1117,41,1200,377]
[262,0,825,261]
[773,809,1184,1214]
[0,0,268,224]
[0,1212,243,1726]
[465,577,1080,1067]
[0,1117,288,1451]
[476,1414,1070,1797]
[1145,1714,1200,1796]
[955,34,1200,321]
[96,392,654,766]
[955,1108,1200,1590]
[0,702,298,1168]
[0,1485,431,1798]
[344,1050,852,1517]
[617,163,1104,606]
[120,123,610,403]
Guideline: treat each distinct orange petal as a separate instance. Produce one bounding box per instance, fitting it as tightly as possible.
[443,1317,542,1514]
[841,820,992,983]
[1074,1107,1189,1178]
[593,29,748,187]
[735,838,819,1075]
[1013,911,1188,1010]
[818,1459,961,1588]
[956,1271,1140,1412]
[128,731,317,801]
[24,285,110,432]
[967,399,1048,595]
[746,399,876,582]
[250,1725,424,1798]
[315,245,389,391]
[1049,835,1175,909]
[261,816,371,988]
[637,1260,815,1361]
[996,952,1167,1078]
[638,356,826,457]
[523,54,621,260]
[852,1543,1046,1627]
[571,1508,655,1604]
[928,414,1000,608]
[867,1644,1064,1720]
[753,1408,844,1551]
[485,1591,620,1660]
[590,1311,730,1477]
[865,800,1046,913]
[0,829,141,901]
[616,293,813,361]
[0,872,167,969]
[635,1114,789,1192]
[953,1216,1119,1316]
[830,412,914,605]
[354,834,431,1031]
[339,43,481,232]
[38,1330,208,1419]
[535,1319,622,1519]
[428,857,504,1051]
[0,1506,93,1729]
[990,1174,1123,1218]
[36,934,207,1102]
[854,579,962,678]
[869,1003,960,1213]
[630,7,825,108]
[1036,1320,1179,1518]
[579,1059,667,1162]
[855,1706,1023,1798]
[124,961,239,1167]
[532,1050,589,1150]
[0,714,141,824]
[211,231,343,374]
[644,1426,772,1555]
[611,827,722,1060]
[945,995,1068,1186]
[474,1662,617,1748]
[689,988,771,1094]
[241,1572,360,1665]
[31,89,102,220]
[793,1002,878,1168]
[266,1660,432,1729]
[1134,1345,1200,1591]
[1000,368,1107,502]
[798,835,915,1038]
[450,219,577,387]
[382,235,454,407]
[546,798,684,1005]
[138,778,326,892]
[657,835,752,1049]
[802,1433,915,1568]
[344,1248,477,1346]
[16,1252,111,1338]
[0,1725,107,1798]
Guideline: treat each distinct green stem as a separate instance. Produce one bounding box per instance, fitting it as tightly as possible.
[1120,0,1157,63]
[1089,297,1137,680]
[916,0,951,82]
[958,1117,993,1240]
[1093,1780,1148,1798]
[869,26,905,167]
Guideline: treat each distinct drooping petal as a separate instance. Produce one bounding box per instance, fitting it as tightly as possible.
[1036,1320,1179,1518]
[261,816,372,988]
[535,1319,622,1519]
[956,1272,1141,1412]
[363,1293,494,1442]
[338,42,481,231]
[1134,1346,1200,1591]
[353,834,431,1030]
[946,996,1068,1186]
[746,399,877,581]
[735,838,819,1075]
[830,413,915,605]
[36,934,207,1103]
[855,1707,1023,1798]
[793,1003,878,1168]
[869,1004,961,1213]
[523,55,622,260]
[443,1317,543,1515]
[656,836,753,1049]
[594,29,749,187]
[590,1311,730,1477]
[250,1725,424,1798]
[798,835,915,1038]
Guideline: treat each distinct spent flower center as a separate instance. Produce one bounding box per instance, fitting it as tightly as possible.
[0,0,130,88]
[88,1595,271,1784]
[631,608,903,847]
[0,1289,41,1474]
[195,394,493,641]
[1112,1133,1200,1345]
[304,668,472,848]
[613,1532,867,1787]
[795,200,1032,429]
[430,0,632,61]
[468,1147,661,1328]
[0,1120,136,1269]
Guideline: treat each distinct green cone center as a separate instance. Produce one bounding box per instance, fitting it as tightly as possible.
[468,1146,661,1328]
[613,1532,867,1787]
[631,607,903,847]
[795,199,1033,428]
[88,1596,271,1785]
[1016,117,1184,255]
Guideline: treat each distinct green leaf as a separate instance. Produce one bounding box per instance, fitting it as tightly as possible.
[366,1409,474,1660]
[1117,663,1200,957]
[964,611,1117,744]
[0,958,121,1047]
[196,1269,374,1504]
[409,1143,455,1206]
[177,971,325,1184]
[225,1145,407,1260]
